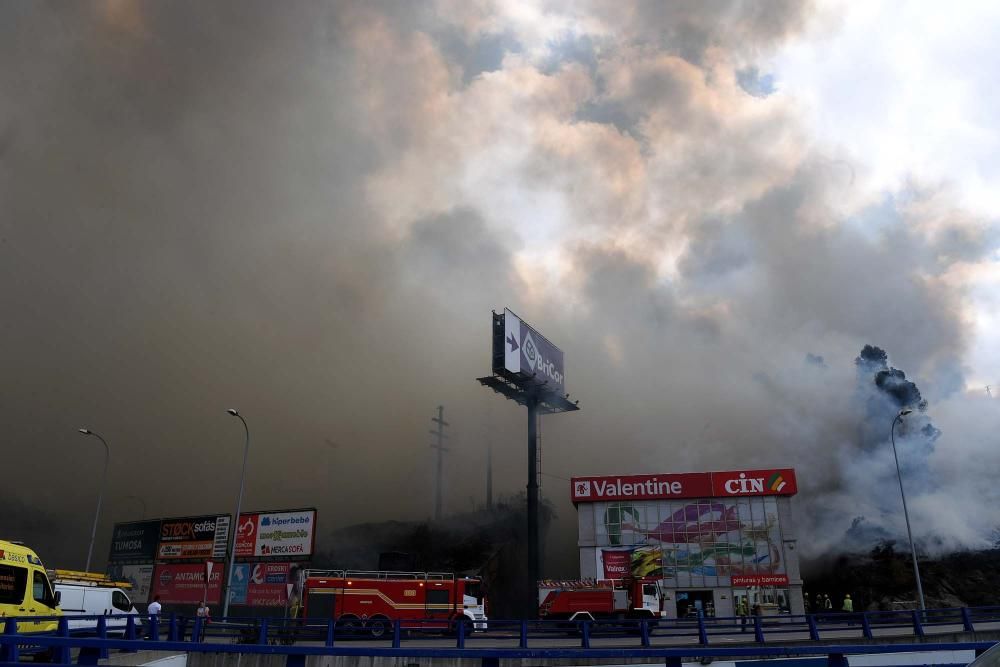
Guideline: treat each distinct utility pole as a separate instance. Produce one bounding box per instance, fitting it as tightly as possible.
[486,440,493,511]
[430,406,449,521]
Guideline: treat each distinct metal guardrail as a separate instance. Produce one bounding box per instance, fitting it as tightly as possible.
[2,607,999,666]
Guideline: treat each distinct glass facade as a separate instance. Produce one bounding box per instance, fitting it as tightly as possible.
[592,497,786,589]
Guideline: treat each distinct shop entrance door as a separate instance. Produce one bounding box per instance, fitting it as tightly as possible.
[676,590,714,618]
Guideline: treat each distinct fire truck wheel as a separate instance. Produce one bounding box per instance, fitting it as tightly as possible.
[367,616,390,639]
[336,616,361,637]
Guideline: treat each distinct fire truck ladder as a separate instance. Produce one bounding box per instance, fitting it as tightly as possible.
[48,569,133,589]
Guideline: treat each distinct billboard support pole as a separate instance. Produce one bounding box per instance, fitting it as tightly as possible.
[479,309,580,618]
[526,396,540,616]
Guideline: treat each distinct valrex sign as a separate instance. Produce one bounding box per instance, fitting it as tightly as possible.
[571,469,797,503]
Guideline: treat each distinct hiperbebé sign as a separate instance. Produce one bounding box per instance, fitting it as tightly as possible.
[496,308,565,394]
[571,469,797,502]
[236,509,316,559]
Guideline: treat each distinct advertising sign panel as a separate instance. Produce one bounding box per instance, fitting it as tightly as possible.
[108,520,161,562]
[235,513,258,557]
[592,495,787,588]
[572,473,712,503]
[106,564,154,603]
[598,547,662,579]
[235,510,316,558]
[156,515,231,560]
[731,574,789,587]
[229,562,293,607]
[497,309,565,395]
[151,562,224,605]
[711,469,797,497]
[571,469,797,503]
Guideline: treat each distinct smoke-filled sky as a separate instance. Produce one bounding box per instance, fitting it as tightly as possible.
[2,1,999,572]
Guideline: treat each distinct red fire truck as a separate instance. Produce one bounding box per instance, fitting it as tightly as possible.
[301,570,487,637]
[538,578,662,621]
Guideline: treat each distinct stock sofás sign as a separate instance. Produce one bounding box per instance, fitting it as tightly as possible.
[571,469,797,502]
[157,514,231,560]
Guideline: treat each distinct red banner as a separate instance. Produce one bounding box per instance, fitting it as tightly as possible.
[235,513,258,557]
[601,550,632,578]
[571,469,797,502]
[731,574,789,587]
[152,562,225,605]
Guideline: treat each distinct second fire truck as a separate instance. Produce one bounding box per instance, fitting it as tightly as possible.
[302,570,487,637]
[538,577,662,621]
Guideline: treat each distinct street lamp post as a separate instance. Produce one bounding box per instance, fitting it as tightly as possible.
[78,429,110,573]
[223,409,250,619]
[890,408,926,610]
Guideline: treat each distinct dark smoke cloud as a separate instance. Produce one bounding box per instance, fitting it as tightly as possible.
[1,1,998,575]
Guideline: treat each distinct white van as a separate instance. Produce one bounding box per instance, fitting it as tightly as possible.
[52,572,139,635]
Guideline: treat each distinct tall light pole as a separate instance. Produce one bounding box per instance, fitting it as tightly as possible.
[890,408,926,610]
[223,409,250,619]
[78,428,110,573]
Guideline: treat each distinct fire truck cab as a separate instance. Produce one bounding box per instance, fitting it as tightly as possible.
[302,570,487,637]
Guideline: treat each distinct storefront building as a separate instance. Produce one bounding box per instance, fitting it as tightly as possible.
[571,468,803,619]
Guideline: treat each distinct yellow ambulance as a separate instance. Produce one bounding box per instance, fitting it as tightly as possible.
[0,540,62,632]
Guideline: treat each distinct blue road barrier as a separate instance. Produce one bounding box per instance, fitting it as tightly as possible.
[1,605,999,666]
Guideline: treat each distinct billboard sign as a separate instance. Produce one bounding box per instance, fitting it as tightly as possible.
[106,564,154,603]
[235,513,258,557]
[108,520,161,562]
[229,562,294,607]
[156,515,231,560]
[571,469,797,503]
[152,562,224,605]
[496,308,565,395]
[235,509,316,559]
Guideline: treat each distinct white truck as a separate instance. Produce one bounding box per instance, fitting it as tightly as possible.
[51,570,139,635]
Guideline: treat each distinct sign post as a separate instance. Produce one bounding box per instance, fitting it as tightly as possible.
[203,561,214,607]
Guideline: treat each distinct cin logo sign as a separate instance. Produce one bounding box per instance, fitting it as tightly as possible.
[722,473,765,494]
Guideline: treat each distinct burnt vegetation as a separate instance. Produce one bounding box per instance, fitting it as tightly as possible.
[804,542,1000,610]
